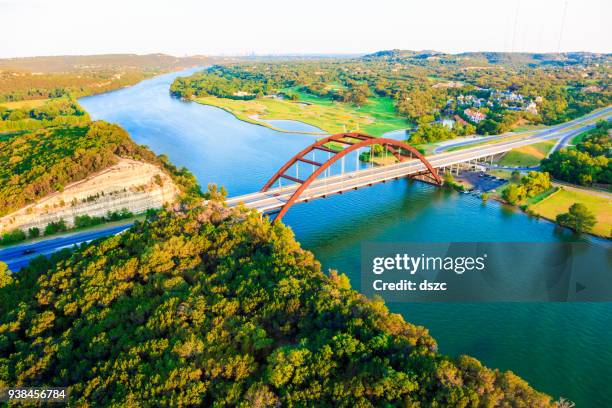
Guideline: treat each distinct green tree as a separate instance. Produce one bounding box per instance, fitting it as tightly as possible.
[502,171,551,205]
[44,219,67,236]
[0,229,26,245]
[0,262,11,288]
[27,227,40,239]
[502,184,523,204]
[556,203,596,233]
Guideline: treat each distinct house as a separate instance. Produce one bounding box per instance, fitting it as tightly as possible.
[232,91,253,97]
[454,115,469,126]
[464,109,486,123]
[582,85,602,93]
[525,101,538,115]
[435,118,455,129]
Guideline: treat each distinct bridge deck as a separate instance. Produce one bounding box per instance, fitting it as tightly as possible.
[225,113,607,214]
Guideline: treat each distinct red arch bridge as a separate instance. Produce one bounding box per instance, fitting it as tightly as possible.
[224,128,578,222]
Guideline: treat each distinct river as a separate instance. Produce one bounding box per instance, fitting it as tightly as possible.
[79,68,611,407]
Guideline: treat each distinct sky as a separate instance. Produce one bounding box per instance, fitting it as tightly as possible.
[0,0,610,58]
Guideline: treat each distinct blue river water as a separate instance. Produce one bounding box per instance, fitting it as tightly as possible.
[80,68,611,407]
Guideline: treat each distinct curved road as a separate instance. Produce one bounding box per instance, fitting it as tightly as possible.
[0,223,132,271]
[433,107,612,153]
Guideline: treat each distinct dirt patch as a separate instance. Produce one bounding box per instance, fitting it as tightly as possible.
[515,145,546,158]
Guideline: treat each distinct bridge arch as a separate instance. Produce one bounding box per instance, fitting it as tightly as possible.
[261,132,442,222]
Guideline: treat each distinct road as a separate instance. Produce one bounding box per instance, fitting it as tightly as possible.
[0,223,132,271]
[433,106,612,153]
[226,108,611,213]
[2,107,610,271]
[485,125,597,171]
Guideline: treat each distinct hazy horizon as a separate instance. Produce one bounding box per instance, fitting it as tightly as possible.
[1,49,611,61]
[0,0,610,58]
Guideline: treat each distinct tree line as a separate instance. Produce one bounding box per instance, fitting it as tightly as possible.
[0,97,90,132]
[541,120,611,186]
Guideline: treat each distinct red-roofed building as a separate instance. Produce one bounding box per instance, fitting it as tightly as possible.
[453,115,469,126]
[464,109,486,123]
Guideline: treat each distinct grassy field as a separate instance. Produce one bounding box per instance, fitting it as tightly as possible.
[497,140,556,167]
[194,89,408,136]
[528,186,612,237]
[512,124,546,132]
[0,98,49,109]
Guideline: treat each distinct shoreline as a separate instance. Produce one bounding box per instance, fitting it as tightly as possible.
[190,98,327,137]
[495,189,611,241]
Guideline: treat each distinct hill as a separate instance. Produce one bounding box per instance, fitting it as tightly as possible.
[363,49,612,66]
[0,199,555,406]
[0,53,231,103]
[0,120,200,244]
[0,53,217,73]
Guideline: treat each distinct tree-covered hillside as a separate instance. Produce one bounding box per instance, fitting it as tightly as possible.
[0,121,199,218]
[0,54,218,103]
[0,97,90,132]
[0,199,554,407]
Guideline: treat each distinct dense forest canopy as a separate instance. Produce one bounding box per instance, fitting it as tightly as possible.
[0,199,555,407]
[363,49,611,67]
[171,51,611,136]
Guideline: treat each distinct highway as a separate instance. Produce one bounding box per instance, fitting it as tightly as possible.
[226,108,611,213]
[433,106,611,153]
[2,107,610,271]
[0,223,133,271]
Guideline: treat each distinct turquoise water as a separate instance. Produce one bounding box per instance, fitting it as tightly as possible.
[80,69,611,407]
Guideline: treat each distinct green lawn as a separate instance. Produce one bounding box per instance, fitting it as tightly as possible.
[512,124,546,132]
[195,88,409,136]
[283,86,410,135]
[528,186,612,237]
[497,140,556,167]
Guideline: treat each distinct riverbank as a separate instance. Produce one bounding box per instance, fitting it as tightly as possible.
[488,175,611,239]
[189,97,326,136]
[191,93,408,136]
[528,184,611,238]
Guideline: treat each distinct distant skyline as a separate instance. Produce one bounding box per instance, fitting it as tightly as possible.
[0,0,610,58]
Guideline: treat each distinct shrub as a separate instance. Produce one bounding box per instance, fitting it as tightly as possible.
[27,227,40,238]
[44,219,67,236]
[0,229,26,245]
